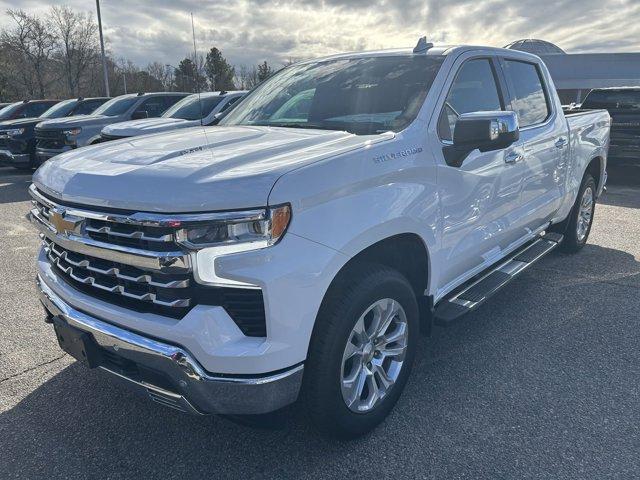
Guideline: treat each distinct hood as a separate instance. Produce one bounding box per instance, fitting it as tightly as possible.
[0,117,42,129]
[37,114,111,130]
[34,125,392,213]
[103,117,192,137]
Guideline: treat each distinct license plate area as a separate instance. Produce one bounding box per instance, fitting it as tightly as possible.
[52,317,103,368]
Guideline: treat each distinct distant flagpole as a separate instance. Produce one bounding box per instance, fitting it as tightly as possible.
[96,0,110,96]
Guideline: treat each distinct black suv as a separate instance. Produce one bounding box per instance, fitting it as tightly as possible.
[0,97,109,170]
[581,88,640,162]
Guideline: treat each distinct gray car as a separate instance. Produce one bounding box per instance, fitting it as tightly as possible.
[34,92,189,163]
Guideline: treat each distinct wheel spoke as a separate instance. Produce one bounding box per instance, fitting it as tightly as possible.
[343,366,367,408]
[340,297,409,413]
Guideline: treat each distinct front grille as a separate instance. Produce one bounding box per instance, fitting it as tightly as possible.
[35,128,66,149]
[32,187,267,336]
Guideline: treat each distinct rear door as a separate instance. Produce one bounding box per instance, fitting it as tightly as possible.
[430,53,527,295]
[500,58,566,231]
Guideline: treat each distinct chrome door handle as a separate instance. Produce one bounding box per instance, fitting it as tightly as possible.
[504,152,524,164]
[555,137,567,149]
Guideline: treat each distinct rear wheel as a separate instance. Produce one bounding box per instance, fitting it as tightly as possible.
[555,173,596,253]
[302,264,419,438]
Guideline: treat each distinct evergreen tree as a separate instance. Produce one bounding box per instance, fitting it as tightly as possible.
[205,47,236,91]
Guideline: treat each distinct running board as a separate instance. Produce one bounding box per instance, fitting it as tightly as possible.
[434,233,563,325]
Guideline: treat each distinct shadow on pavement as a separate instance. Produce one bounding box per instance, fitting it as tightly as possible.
[2,242,640,478]
[0,168,33,204]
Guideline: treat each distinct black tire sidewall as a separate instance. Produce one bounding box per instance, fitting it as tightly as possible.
[562,174,596,252]
[303,265,419,438]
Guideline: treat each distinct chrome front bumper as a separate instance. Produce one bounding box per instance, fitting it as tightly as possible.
[37,275,304,415]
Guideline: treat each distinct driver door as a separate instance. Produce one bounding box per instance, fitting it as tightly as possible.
[430,55,526,298]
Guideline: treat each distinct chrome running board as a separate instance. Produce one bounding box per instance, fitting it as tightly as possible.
[434,232,563,324]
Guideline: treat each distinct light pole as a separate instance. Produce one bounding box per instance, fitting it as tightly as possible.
[96,0,110,96]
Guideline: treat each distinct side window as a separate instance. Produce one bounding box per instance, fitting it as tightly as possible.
[135,97,166,117]
[219,96,241,113]
[74,100,102,115]
[503,60,550,127]
[438,59,503,141]
[163,95,185,112]
[23,102,52,118]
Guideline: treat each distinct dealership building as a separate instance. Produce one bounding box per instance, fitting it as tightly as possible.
[505,39,640,104]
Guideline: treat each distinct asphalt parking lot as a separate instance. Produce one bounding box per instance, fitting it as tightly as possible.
[1,164,639,479]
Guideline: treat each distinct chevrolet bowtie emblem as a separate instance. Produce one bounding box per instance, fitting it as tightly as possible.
[49,208,83,236]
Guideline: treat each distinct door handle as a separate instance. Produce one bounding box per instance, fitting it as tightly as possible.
[555,137,568,149]
[504,151,524,164]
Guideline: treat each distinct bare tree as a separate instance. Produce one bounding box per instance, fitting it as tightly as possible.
[147,61,171,91]
[50,6,100,97]
[235,64,260,90]
[1,9,57,98]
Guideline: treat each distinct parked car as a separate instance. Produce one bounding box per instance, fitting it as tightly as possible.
[34,92,189,162]
[580,87,639,161]
[100,91,247,141]
[31,40,609,438]
[0,99,58,122]
[0,102,11,109]
[0,97,109,170]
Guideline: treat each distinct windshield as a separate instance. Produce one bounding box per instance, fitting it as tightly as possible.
[0,102,22,120]
[162,95,223,120]
[92,96,138,116]
[221,55,445,135]
[582,90,640,111]
[41,99,78,119]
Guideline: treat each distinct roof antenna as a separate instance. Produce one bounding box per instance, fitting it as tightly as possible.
[190,12,204,125]
[413,36,433,54]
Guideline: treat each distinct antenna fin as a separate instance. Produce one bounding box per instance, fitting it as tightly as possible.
[413,36,434,54]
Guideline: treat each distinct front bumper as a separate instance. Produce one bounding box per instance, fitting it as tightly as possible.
[37,274,304,415]
[0,149,30,167]
[35,146,71,163]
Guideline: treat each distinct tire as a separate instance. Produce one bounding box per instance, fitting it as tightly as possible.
[553,173,596,253]
[302,264,419,439]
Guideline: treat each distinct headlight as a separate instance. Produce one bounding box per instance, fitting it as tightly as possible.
[180,204,291,287]
[5,128,25,137]
[175,204,291,250]
[62,127,82,136]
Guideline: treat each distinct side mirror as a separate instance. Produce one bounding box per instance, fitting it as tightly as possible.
[444,111,519,167]
[131,110,149,120]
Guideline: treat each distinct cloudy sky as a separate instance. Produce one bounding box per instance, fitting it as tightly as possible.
[1,0,639,68]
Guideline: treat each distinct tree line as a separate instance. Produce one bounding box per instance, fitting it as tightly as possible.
[0,7,282,102]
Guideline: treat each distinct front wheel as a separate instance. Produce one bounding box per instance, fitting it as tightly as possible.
[555,173,597,253]
[302,264,419,438]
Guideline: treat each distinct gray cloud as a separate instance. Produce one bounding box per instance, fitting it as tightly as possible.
[1,0,638,69]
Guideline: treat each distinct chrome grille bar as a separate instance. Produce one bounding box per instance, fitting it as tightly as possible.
[44,239,192,308]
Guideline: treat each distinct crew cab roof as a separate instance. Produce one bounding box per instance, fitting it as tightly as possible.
[304,45,544,64]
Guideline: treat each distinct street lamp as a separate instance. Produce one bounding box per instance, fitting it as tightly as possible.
[96,0,110,97]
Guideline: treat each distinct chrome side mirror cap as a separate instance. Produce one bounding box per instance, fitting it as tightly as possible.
[444,111,519,167]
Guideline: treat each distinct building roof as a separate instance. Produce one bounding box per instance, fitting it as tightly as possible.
[505,39,566,55]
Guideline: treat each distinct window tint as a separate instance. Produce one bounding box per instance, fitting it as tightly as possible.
[219,95,241,113]
[582,90,640,111]
[438,58,503,141]
[41,100,77,118]
[74,100,105,115]
[136,97,168,117]
[23,102,54,118]
[93,96,138,116]
[504,60,550,127]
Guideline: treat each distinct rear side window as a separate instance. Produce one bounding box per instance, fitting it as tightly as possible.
[23,102,54,118]
[503,60,550,127]
[438,58,503,141]
[582,90,640,111]
[136,97,168,117]
[219,96,241,113]
[74,100,105,115]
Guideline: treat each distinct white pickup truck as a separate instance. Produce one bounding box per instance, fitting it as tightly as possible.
[31,40,610,438]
